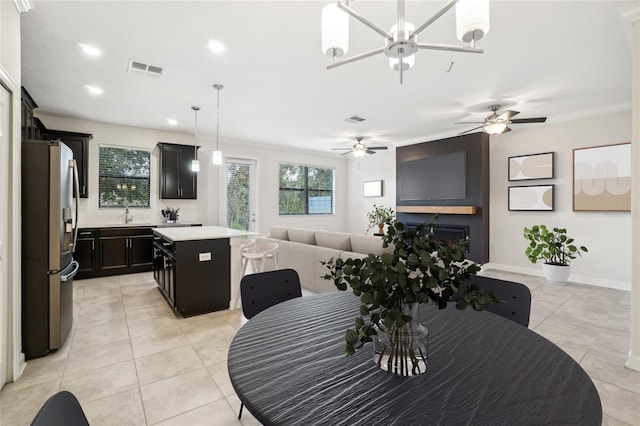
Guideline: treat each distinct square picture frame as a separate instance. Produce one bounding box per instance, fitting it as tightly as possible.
[508,184,554,211]
[573,143,631,211]
[363,180,383,198]
[508,152,554,181]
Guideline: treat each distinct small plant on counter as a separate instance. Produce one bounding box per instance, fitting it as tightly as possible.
[161,207,180,221]
[366,204,395,234]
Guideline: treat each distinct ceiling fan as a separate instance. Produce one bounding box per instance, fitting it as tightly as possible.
[332,137,388,157]
[456,105,547,135]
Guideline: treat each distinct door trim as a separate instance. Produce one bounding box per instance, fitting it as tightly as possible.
[222,157,259,232]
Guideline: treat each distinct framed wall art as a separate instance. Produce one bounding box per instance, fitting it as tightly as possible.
[508,152,554,181]
[508,184,554,211]
[573,143,631,212]
[363,180,383,197]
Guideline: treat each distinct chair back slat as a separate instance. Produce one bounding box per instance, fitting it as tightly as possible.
[31,391,89,426]
[240,269,302,319]
[464,276,532,327]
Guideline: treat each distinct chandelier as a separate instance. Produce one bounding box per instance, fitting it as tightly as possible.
[321,0,490,84]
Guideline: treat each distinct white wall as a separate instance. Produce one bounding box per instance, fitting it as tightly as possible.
[35,114,350,234]
[488,110,632,290]
[345,148,397,235]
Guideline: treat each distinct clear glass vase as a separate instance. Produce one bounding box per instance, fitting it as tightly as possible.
[373,302,429,376]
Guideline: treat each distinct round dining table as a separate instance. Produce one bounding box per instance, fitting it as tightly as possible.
[228,291,601,425]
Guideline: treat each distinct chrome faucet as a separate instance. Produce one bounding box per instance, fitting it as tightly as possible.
[125,204,133,224]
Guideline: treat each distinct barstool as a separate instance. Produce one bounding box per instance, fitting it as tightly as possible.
[241,243,279,276]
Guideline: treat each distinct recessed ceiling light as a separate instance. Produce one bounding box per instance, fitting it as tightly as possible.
[84,85,104,95]
[78,43,102,57]
[208,40,226,53]
[166,118,178,126]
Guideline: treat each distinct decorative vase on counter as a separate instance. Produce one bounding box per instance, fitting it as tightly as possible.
[373,302,429,377]
[377,223,385,235]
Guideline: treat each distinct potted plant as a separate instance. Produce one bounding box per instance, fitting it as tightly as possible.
[161,207,180,222]
[322,221,498,376]
[366,204,395,234]
[523,225,588,284]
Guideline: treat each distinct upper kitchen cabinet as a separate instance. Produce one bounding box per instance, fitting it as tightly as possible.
[20,87,46,140]
[44,129,93,198]
[158,142,200,199]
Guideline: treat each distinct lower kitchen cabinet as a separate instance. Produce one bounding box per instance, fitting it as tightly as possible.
[76,226,154,279]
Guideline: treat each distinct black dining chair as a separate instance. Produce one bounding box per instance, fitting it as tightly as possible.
[238,268,302,418]
[462,275,532,327]
[31,390,89,426]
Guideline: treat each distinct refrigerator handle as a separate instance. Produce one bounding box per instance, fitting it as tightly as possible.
[60,260,80,282]
[71,158,80,253]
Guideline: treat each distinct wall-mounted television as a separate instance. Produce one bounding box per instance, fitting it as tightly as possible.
[398,151,466,201]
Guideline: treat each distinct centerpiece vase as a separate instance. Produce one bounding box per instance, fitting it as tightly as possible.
[373,302,429,377]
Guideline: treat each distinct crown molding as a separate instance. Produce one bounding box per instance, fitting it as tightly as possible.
[621,4,640,23]
[12,0,33,13]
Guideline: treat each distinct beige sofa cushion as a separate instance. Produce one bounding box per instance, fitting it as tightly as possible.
[288,228,317,245]
[350,234,392,255]
[270,226,289,240]
[315,230,352,251]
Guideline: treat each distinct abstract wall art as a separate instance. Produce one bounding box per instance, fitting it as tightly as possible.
[508,152,554,181]
[508,185,554,211]
[573,143,631,211]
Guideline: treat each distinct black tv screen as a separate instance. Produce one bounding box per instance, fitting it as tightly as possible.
[398,151,466,201]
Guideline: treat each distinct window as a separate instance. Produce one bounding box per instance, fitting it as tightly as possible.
[226,161,252,230]
[279,163,334,215]
[98,146,151,207]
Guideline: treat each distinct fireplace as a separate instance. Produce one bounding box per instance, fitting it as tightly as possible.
[407,223,469,249]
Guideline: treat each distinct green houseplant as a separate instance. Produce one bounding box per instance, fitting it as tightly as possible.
[323,221,499,376]
[523,225,588,284]
[366,204,395,234]
[162,207,180,222]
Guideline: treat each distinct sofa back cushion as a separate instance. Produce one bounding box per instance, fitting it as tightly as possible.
[287,228,317,245]
[350,234,393,255]
[315,231,352,251]
[270,226,289,240]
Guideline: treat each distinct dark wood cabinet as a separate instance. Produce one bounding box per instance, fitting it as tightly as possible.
[152,235,230,317]
[75,229,98,277]
[21,87,46,141]
[44,129,92,198]
[158,142,199,199]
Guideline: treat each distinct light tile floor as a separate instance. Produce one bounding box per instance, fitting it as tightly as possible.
[1,270,638,425]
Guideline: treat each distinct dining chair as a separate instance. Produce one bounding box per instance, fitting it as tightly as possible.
[237,268,302,418]
[241,242,279,276]
[462,275,532,327]
[31,390,89,426]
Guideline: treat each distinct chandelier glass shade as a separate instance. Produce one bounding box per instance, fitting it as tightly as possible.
[321,0,490,83]
[212,84,224,166]
[484,122,508,135]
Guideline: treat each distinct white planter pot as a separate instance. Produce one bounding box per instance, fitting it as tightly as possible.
[542,263,571,285]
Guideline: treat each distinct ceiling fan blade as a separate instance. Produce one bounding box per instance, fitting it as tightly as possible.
[501,127,512,133]
[366,150,377,155]
[497,110,520,121]
[368,147,388,150]
[331,148,351,151]
[341,150,354,155]
[458,125,485,135]
[510,117,547,124]
[454,121,485,124]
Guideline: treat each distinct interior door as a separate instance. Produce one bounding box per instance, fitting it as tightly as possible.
[224,158,257,232]
[0,83,10,386]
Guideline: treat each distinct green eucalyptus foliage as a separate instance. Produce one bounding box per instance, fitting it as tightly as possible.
[366,205,395,233]
[322,221,499,356]
[523,225,588,266]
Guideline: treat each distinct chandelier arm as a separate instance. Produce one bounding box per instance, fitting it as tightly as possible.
[417,43,483,54]
[337,1,393,41]
[326,47,385,70]
[411,0,459,39]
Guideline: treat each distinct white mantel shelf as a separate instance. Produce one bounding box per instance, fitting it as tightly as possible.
[152,226,257,242]
[396,206,478,215]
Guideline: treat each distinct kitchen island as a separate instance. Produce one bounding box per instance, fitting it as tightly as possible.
[152,226,256,317]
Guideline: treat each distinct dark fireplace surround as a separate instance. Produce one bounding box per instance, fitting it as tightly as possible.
[396,133,490,263]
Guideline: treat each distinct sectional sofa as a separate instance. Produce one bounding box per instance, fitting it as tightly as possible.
[254,226,393,293]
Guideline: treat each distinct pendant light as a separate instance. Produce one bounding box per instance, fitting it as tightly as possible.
[212,84,224,165]
[191,106,201,172]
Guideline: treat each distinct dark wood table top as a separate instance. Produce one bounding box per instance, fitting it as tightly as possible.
[228,292,601,426]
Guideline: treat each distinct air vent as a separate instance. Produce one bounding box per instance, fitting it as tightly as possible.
[127,60,164,78]
[344,116,366,123]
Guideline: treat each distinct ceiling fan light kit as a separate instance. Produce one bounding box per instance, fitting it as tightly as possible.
[321,0,490,84]
[332,136,388,157]
[456,104,547,135]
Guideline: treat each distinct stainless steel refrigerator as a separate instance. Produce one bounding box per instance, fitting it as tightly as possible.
[22,139,80,359]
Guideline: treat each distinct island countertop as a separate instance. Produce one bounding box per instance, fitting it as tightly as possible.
[152,225,257,242]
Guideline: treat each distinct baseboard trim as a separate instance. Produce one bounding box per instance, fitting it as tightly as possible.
[482,263,631,292]
[626,353,640,372]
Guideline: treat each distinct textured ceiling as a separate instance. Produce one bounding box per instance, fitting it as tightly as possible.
[21,1,635,153]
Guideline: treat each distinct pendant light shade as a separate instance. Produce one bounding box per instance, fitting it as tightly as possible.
[212,84,224,166]
[456,0,490,43]
[321,3,349,58]
[191,106,200,172]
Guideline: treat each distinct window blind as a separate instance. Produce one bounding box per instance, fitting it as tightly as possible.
[98,146,151,207]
